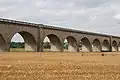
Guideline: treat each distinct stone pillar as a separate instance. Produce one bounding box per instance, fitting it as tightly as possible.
[38,25,44,52]
[60,44,64,52]
[39,41,44,52]
[5,41,10,52]
[37,26,40,52]
[77,42,80,52]
[116,44,118,52]
[59,41,64,52]
[110,36,112,52]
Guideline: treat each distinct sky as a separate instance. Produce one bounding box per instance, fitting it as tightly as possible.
[1,0,120,42]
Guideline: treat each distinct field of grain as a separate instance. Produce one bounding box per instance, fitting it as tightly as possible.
[0,52,120,80]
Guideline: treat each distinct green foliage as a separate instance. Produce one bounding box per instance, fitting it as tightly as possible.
[10,41,69,49]
[64,42,68,49]
[43,42,51,49]
[10,42,24,48]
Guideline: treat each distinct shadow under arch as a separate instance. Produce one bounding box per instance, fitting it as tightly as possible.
[43,34,62,52]
[102,39,110,52]
[81,37,92,52]
[92,39,101,52]
[10,31,37,52]
[112,40,118,52]
[64,36,77,52]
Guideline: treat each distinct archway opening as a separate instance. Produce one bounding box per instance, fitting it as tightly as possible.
[80,37,92,52]
[112,40,118,52]
[0,34,6,52]
[102,40,110,52]
[43,34,62,52]
[92,39,101,52]
[43,36,51,52]
[63,36,77,52]
[10,32,37,52]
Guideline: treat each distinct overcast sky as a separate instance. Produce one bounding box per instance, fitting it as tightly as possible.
[1,0,120,42]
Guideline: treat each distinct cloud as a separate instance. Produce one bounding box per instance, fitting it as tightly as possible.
[114,13,120,19]
[0,0,120,41]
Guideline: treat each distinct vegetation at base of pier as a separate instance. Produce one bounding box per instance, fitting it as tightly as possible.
[43,42,51,49]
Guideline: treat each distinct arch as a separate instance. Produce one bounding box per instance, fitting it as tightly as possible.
[10,31,37,52]
[64,36,77,52]
[0,34,6,52]
[80,37,92,52]
[43,34,62,52]
[112,40,118,52]
[92,39,101,52]
[102,40,110,52]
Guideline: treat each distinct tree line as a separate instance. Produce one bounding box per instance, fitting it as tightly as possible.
[11,42,68,49]
[10,42,24,48]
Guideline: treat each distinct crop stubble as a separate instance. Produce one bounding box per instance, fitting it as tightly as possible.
[0,52,120,80]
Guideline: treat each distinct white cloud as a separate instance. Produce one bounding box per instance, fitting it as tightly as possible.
[114,13,120,19]
[89,16,97,20]
[0,0,120,41]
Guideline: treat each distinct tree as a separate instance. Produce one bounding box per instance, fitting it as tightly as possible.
[64,42,68,49]
[10,42,25,48]
[43,42,51,49]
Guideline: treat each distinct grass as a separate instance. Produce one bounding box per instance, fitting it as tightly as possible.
[10,48,25,52]
[0,52,120,80]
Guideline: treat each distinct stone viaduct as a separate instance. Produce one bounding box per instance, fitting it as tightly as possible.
[0,18,120,52]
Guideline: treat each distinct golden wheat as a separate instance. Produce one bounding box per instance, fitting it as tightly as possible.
[0,52,120,80]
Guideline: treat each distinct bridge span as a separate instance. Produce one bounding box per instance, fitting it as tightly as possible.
[0,18,120,52]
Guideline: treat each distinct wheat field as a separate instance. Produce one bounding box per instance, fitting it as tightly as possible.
[0,52,120,80]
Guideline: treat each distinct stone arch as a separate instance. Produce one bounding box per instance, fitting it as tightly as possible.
[43,34,62,52]
[10,31,37,52]
[102,40,110,52]
[0,33,7,52]
[112,40,118,52]
[81,37,92,52]
[92,39,101,52]
[64,36,77,52]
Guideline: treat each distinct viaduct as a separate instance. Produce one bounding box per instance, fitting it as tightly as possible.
[0,18,120,52]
